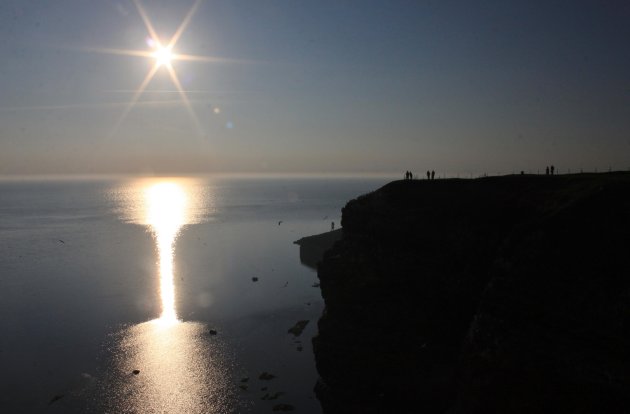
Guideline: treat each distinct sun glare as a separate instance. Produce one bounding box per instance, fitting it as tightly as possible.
[106,0,207,136]
[145,182,188,324]
[154,46,173,67]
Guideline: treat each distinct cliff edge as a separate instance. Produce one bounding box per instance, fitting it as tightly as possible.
[313,173,630,413]
[294,229,343,269]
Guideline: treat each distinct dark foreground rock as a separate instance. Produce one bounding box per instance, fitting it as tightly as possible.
[312,173,630,413]
[294,229,343,269]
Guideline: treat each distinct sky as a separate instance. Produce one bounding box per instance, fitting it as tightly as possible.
[0,0,629,176]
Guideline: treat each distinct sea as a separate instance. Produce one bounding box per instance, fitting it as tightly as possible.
[0,175,390,413]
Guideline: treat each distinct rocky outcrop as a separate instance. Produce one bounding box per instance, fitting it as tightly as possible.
[294,229,343,269]
[312,173,630,413]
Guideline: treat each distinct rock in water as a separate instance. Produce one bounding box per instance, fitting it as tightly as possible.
[287,320,309,336]
[272,404,295,411]
[261,392,285,400]
[48,394,64,405]
[259,372,276,380]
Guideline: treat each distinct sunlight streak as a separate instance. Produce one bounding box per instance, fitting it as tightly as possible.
[78,46,155,59]
[110,62,161,137]
[133,0,161,48]
[167,0,203,49]
[165,64,204,136]
[0,99,204,112]
[171,53,259,65]
[74,45,259,65]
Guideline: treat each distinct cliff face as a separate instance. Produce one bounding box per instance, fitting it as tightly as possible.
[313,174,630,413]
[294,229,343,269]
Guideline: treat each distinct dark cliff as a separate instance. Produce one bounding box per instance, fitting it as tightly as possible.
[312,173,630,413]
[294,229,343,270]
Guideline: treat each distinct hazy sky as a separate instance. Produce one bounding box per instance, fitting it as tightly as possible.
[1,0,629,175]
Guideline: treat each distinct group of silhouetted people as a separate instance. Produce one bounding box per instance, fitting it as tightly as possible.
[404,170,437,180]
[545,165,555,175]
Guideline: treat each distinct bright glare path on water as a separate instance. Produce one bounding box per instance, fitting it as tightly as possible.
[145,182,188,324]
[97,179,233,413]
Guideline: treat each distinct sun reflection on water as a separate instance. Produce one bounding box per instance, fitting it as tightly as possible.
[145,182,187,323]
[98,320,234,413]
[112,177,210,322]
[100,179,234,413]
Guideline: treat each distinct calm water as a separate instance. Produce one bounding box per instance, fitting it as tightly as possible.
[0,176,389,413]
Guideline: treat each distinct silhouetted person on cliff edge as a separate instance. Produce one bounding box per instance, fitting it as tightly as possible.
[546,166,550,175]
[426,171,430,180]
[331,221,335,231]
[551,165,555,175]
[431,170,435,180]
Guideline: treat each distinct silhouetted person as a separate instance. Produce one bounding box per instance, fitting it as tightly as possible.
[426,171,430,180]
[431,170,435,180]
[331,221,335,231]
[550,165,555,175]
[546,166,549,175]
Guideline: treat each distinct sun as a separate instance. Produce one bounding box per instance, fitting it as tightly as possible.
[87,0,253,137]
[154,46,173,67]
[101,0,217,136]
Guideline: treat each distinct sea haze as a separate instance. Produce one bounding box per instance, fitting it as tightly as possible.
[0,175,390,413]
